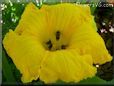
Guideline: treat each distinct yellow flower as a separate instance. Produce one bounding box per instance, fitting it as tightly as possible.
[3,3,112,83]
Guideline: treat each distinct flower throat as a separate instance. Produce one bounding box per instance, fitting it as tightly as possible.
[45,31,67,51]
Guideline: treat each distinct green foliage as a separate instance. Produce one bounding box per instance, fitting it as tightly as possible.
[79,77,114,85]
[45,76,108,85]
[2,3,26,38]
[2,3,26,85]
[2,50,16,83]
[79,76,106,84]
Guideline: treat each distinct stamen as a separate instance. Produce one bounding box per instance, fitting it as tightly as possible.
[46,40,52,50]
[46,40,51,45]
[48,44,52,50]
[61,45,66,49]
[56,31,60,40]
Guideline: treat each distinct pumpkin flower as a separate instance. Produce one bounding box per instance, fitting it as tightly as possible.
[3,3,112,83]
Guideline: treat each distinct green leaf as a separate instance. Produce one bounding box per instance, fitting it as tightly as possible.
[90,0,100,15]
[107,79,114,85]
[48,76,108,85]
[90,6,97,15]
[79,76,106,84]
[2,50,16,83]
[79,0,87,4]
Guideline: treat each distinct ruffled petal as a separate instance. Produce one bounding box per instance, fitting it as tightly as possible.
[3,30,45,83]
[41,4,96,43]
[68,23,112,64]
[39,50,96,83]
[15,3,49,42]
[41,3,112,64]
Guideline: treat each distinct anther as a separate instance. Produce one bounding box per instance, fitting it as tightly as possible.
[56,31,60,40]
[46,40,52,50]
[46,40,51,45]
[48,44,52,50]
[61,45,66,49]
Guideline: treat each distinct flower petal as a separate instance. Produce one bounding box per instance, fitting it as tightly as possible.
[68,23,112,64]
[41,3,112,64]
[3,30,45,83]
[39,50,96,83]
[41,4,96,43]
[15,3,49,42]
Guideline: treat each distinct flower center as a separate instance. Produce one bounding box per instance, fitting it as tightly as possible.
[44,31,68,51]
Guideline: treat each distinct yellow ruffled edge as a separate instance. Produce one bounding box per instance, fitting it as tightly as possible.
[3,29,97,84]
[3,29,45,83]
[39,50,97,83]
[15,2,42,35]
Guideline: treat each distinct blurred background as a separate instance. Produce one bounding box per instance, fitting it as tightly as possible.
[1,0,114,85]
